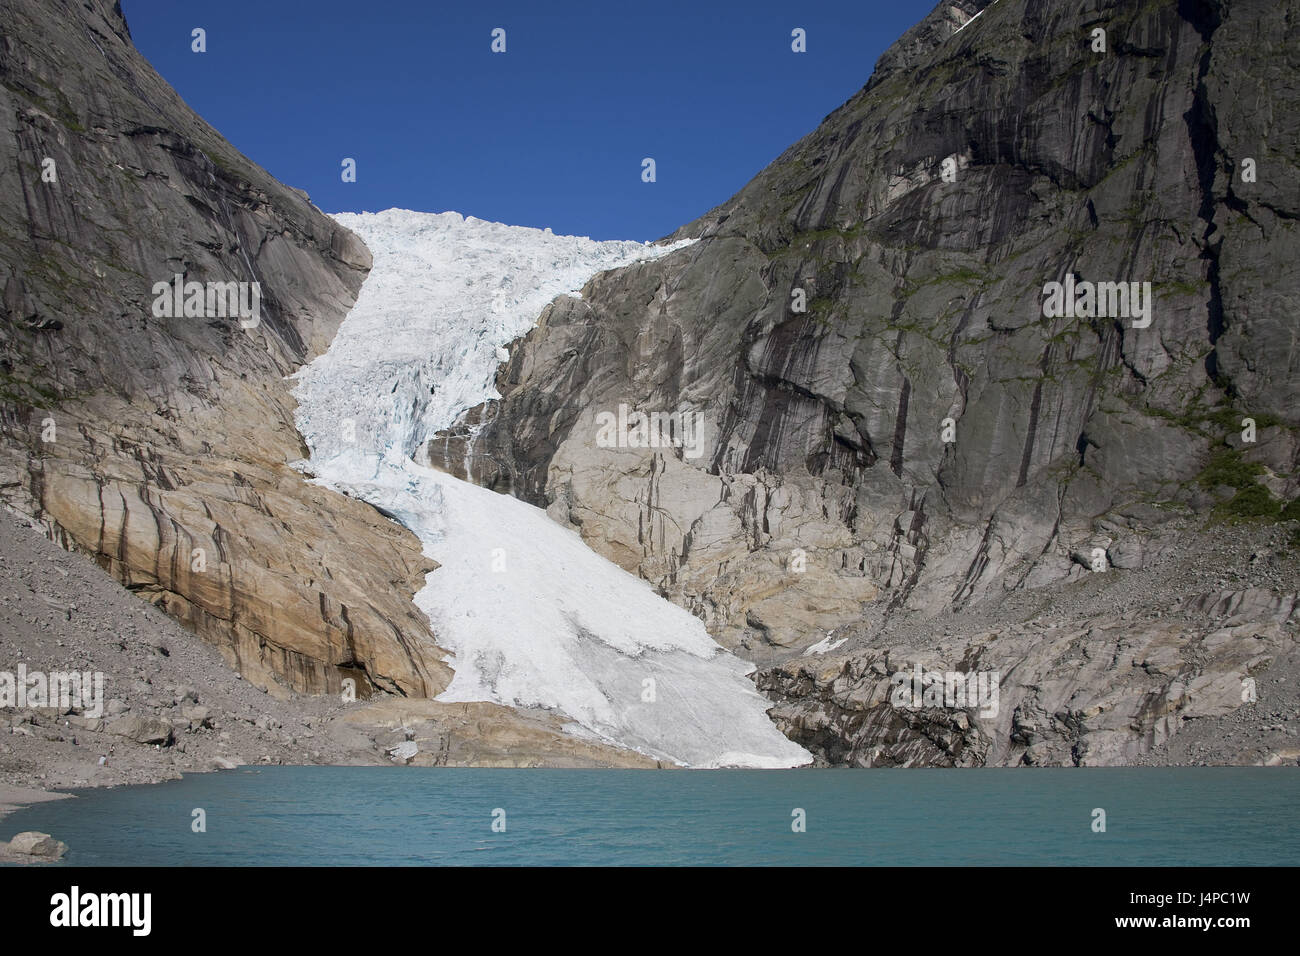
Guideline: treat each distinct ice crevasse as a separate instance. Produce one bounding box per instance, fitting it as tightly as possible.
[291,208,812,769]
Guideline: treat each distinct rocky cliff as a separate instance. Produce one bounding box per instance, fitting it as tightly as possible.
[3,0,1296,768]
[447,0,1300,764]
[0,0,449,699]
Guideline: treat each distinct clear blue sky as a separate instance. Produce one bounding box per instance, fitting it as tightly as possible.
[120,1,934,241]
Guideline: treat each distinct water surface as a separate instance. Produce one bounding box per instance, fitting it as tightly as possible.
[3,766,1295,866]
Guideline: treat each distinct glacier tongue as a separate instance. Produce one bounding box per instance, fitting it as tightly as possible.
[291,208,812,769]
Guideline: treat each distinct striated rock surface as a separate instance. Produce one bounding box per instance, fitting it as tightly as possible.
[455,0,1300,762]
[761,529,1300,767]
[0,0,447,698]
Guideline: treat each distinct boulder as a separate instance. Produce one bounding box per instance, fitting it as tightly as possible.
[5,831,67,860]
[1107,537,1145,571]
[108,715,174,746]
[182,705,212,730]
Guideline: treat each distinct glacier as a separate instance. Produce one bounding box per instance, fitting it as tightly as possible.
[291,209,812,769]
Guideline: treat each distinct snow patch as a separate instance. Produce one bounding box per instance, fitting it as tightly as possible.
[805,632,848,656]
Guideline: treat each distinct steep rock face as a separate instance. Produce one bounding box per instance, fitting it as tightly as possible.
[763,584,1295,768]
[0,0,448,698]
[453,0,1299,758]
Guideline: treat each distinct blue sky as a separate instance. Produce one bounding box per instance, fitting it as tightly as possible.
[121,1,934,241]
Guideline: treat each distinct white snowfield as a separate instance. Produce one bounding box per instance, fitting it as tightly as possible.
[292,209,812,769]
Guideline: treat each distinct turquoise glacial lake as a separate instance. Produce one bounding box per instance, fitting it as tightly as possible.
[3,766,1296,866]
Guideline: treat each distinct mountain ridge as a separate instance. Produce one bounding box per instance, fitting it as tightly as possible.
[446,0,1300,765]
[0,0,1296,769]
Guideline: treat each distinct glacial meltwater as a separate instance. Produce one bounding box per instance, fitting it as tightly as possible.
[3,766,1298,866]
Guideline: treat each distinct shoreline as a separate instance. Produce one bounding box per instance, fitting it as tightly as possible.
[0,784,72,864]
[0,784,71,826]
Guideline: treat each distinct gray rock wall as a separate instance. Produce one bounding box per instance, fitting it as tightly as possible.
[0,0,448,699]
[450,0,1300,762]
